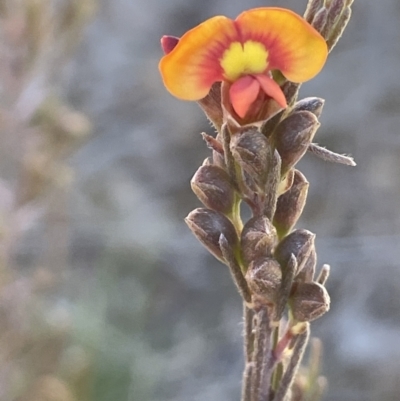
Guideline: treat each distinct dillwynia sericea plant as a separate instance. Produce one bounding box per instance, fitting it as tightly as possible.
[159,1,355,400]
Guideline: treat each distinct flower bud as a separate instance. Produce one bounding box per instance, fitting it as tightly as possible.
[322,0,347,38]
[230,128,272,188]
[290,282,330,322]
[263,149,281,219]
[277,168,295,196]
[212,150,225,168]
[191,165,235,214]
[198,82,223,131]
[201,157,212,166]
[275,254,297,320]
[185,208,238,263]
[274,111,320,176]
[296,247,317,283]
[312,7,329,33]
[260,108,285,138]
[240,216,277,267]
[327,6,351,51]
[273,170,309,238]
[304,0,324,23]
[160,35,179,54]
[274,229,315,274]
[292,97,325,118]
[281,81,300,106]
[246,257,282,305]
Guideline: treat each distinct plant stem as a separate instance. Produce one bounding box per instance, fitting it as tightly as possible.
[242,306,254,401]
[244,305,255,362]
[242,361,254,401]
[271,324,281,393]
[272,324,310,401]
[248,307,273,401]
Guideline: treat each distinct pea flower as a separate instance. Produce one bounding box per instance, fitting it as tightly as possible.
[159,7,327,119]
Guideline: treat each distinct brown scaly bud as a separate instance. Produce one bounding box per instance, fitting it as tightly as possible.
[275,254,297,320]
[277,168,295,196]
[292,97,325,119]
[160,35,179,54]
[191,165,235,214]
[322,0,347,38]
[240,216,277,268]
[185,208,238,263]
[230,128,271,188]
[296,247,317,283]
[274,229,315,275]
[327,5,352,51]
[304,0,324,23]
[273,170,309,239]
[311,7,329,34]
[260,108,285,138]
[290,282,330,322]
[246,258,282,305]
[213,133,226,168]
[274,111,320,176]
[281,81,300,106]
[197,83,223,131]
[201,158,212,166]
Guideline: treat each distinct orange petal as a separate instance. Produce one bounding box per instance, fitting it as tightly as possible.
[159,16,238,101]
[229,76,260,118]
[254,74,287,108]
[235,8,328,82]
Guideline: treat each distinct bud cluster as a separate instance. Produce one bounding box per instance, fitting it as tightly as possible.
[185,79,341,401]
[186,94,332,322]
[183,2,354,400]
[305,0,354,52]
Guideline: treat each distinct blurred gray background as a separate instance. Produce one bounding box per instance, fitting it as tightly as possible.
[18,0,400,400]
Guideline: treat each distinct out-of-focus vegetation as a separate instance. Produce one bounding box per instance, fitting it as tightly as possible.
[0,1,93,399]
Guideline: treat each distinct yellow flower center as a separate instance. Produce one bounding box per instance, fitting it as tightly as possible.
[220,40,269,81]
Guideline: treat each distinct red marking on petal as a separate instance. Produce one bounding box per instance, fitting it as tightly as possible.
[161,35,180,55]
[229,76,260,118]
[235,8,327,83]
[254,74,287,109]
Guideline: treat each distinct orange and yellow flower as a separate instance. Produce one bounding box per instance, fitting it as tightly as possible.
[159,7,327,119]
